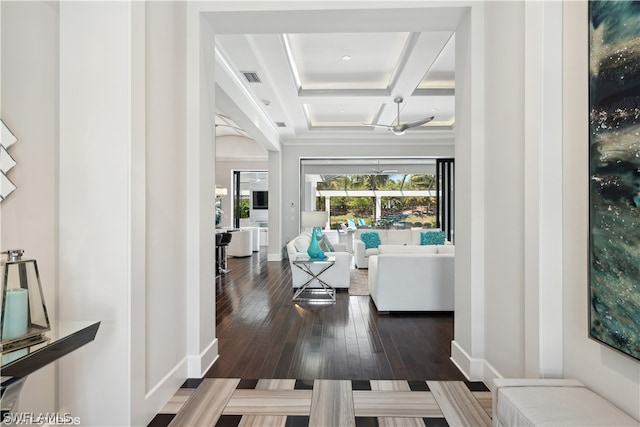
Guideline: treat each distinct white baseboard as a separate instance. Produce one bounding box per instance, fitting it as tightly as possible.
[267,253,282,261]
[188,338,218,377]
[451,340,482,380]
[450,340,500,383]
[145,357,189,400]
[138,339,219,426]
[142,356,189,425]
[450,341,504,388]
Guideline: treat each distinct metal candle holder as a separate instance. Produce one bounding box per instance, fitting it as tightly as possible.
[0,250,50,352]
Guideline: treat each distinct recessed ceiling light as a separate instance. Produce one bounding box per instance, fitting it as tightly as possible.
[339,109,345,113]
[342,55,351,61]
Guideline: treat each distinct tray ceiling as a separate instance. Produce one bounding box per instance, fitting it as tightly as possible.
[210,6,463,144]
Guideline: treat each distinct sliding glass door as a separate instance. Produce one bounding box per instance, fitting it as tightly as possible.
[435,158,455,242]
[299,158,453,239]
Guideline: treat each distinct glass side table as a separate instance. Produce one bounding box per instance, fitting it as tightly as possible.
[292,255,336,302]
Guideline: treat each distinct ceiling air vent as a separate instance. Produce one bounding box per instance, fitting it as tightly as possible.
[275,122,287,128]
[241,71,261,83]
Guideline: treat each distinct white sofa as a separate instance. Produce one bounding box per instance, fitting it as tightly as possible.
[367,245,455,311]
[492,379,638,426]
[354,228,447,268]
[286,234,351,289]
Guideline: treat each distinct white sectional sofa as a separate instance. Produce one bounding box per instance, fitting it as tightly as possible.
[354,228,447,268]
[367,244,454,311]
[286,234,351,289]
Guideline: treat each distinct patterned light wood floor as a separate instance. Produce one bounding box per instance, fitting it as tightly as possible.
[148,378,492,427]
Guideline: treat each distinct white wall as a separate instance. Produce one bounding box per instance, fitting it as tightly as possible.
[0,0,59,413]
[456,3,640,420]
[562,1,640,419]
[57,3,136,424]
[1,2,214,425]
[142,2,190,421]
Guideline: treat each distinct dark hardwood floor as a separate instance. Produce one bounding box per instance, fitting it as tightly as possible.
[205,249,465,381]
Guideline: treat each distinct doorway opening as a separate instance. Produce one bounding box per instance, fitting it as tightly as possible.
[232,170,269,229]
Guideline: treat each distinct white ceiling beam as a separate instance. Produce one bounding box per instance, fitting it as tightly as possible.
[203,7,466,34]
[242,34,308,137]
[215,47,281,152]
[378,31,454,126]
[245,34,299,138]
[413,88,455,96]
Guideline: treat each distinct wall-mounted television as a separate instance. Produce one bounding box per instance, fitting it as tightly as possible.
[252,191,268,210]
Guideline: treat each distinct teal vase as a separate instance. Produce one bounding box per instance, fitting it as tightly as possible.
[307,227,325,259]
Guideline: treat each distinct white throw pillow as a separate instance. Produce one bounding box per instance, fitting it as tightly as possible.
[294,236,311,253]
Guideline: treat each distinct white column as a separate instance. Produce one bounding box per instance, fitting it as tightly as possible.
[268,150,282,261]
[305,179,316,211]
[324,196,331,228]
[524,0,563,378]
[451,3,487,382]
[185,2,217,379]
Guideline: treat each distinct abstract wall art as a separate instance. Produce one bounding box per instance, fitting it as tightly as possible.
[0,120,17,201]
[589,1,640,360]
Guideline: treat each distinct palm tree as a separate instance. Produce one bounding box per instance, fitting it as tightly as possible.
[409,174,435,190]
[363,174,393,220]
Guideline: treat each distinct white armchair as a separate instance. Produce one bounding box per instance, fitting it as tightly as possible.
[286,235,351,289]
[227,229,253,257]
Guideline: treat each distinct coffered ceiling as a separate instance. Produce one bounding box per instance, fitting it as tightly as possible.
[210,6,464,148]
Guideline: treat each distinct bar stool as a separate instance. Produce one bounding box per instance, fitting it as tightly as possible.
[215,233,223,277]
[216,232,232,276]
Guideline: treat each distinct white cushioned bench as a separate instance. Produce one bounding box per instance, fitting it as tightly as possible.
[492,379,639,426]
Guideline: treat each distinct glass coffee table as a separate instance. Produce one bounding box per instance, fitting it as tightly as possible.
[292,255,336,302]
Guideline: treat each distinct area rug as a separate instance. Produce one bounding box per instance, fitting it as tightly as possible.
[349,268,369,296]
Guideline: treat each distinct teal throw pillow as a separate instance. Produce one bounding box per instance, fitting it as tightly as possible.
[361,232,381,249]
[318,235,335,252]
[420,231,446,245]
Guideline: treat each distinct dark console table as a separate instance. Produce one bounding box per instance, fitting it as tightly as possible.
[1,320,100,413]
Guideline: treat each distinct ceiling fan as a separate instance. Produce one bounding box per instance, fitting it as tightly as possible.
[371,161,398,174]
[364,97,434,135]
